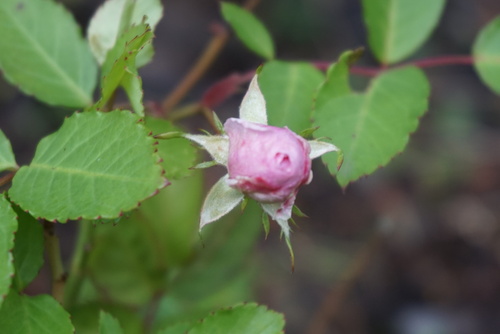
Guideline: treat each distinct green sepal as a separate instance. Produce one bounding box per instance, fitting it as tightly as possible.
[261,212,270,239]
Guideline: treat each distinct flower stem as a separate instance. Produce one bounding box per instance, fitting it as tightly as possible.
[407,54,474,69]
[63,220,93,309]
[42,220,66,304]
[315,54,475,77]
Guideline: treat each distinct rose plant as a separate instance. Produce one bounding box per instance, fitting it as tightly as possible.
[0,0,499,332]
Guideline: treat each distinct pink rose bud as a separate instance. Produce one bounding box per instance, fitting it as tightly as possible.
[224,118,312,203]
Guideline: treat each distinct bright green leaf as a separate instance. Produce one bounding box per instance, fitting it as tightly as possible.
[9,110,166,222]
[87,173,203,305]
[314,67,430,187]
[87,0,163,66]
[0,129,17,172]
[188,303,285,334]
[0,195,17,308]
[259,61,324,132]
[95,24,153,116]
[99,311,124,334]
[0,291,74,334]
[362,0,446,64]
[146,117,197,180]
[12,207,44,291]
[314,49,362,112]
[473,16,500,94]
[0,0,97,107]
[221,2,275,60]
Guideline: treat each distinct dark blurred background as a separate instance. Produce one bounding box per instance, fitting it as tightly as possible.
[2,1,500,333]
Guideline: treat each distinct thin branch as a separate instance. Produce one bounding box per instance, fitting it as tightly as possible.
[161,24,229,114]
[43,220,66,304]
[161,0,262,114]
[306,233,382,334]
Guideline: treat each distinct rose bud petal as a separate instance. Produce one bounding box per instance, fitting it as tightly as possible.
[224,118,312,203]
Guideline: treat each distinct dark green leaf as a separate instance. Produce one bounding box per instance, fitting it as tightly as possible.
[9,110,167,222]
[314,67,430,187]
[259,61,324,132]
[0,195,17,308]
[0,0,97,107]
[70,302,143,334]
[12,207,44,291]
[0,291,74,334]
[99,311,124,334]
[362,0,446,64]
[221,2,275,60]
[152,201,262,330]
[0,129,17,172]
[87,173,203,305]
[156,322,194,334]
[473,16,500,94]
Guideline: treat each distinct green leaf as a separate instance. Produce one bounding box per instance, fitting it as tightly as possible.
[9,110,166,222]
[0,129,17,172]
[12,207,44,291]
[221,2,275,60]
[259,61,324,132]
[314,67,430,187]
[314,49,362,112]
[473,16,500,94]
[157,322,194,334]
[99,311,124,334]
[146,117,197,180]
[0,0,97,107]
[71,303,143,334]
[0,195,17,308]
[87,173,203,305]
[87,0,163,66]
[188,303,285,334]
[95,24,153,116]
[361,0,446,64]
[87,219,163,306]
[152,201,262,331]
[0,291,74,334]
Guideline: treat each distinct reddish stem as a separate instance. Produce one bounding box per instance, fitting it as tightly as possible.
[315,54,475,77]
[408,55,474,69]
